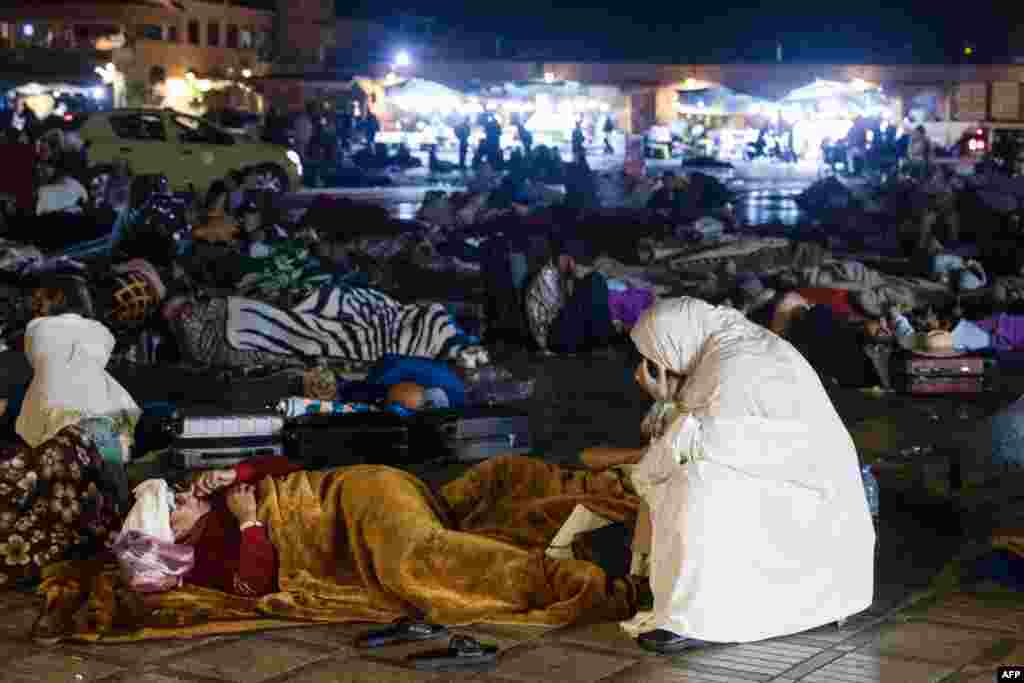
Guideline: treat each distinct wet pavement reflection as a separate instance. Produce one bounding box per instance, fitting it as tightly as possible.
[289,158,819,227]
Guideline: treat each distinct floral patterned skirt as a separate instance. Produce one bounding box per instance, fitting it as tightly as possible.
[0,425,123,589]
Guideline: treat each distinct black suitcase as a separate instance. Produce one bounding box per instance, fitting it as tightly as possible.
[414,406,531,463]
[282,412,411,469]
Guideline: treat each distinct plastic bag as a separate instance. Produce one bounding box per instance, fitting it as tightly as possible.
[122,479,175,542]
[111,530,195,593]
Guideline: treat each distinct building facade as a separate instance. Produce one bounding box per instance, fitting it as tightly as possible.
[0,0,275,90]
[274,0,334,68]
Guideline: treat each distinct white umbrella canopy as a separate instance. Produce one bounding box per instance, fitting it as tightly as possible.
[781,79,890,119]
[781,79,857,102]
[386,78,463,100]
[386,78,464,113]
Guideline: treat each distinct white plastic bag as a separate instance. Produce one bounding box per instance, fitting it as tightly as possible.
[122,479,175,542]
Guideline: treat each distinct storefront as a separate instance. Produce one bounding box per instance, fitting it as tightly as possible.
[777,79,896,161]
[674,85,778,160]
[3,79,109,118]
[376,77,625,153]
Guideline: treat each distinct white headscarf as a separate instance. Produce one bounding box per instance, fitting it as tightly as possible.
[16,314,140,448]
[631,297,784,418]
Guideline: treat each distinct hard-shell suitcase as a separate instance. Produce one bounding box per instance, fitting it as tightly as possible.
[168,414,285,469]
[415,406,531,463]
[282,412,411,469]
[893,353,994,394]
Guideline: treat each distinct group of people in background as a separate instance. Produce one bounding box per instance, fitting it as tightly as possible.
[267,101,380,165]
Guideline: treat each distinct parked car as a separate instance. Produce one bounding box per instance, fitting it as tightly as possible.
[203,108,263,139]
[78,108,302,200]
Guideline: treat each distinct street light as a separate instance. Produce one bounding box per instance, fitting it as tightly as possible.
[394,50,411,68]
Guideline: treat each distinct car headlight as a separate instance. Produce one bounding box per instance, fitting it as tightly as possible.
[286,149,302,172]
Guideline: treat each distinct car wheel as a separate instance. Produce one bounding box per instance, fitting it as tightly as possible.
[243,164,289,194]
[88,165,116,208]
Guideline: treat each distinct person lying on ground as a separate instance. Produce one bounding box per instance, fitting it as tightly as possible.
[746,291,891,388]
[617,297,874,653]
[525,236,617,355]
[33,454,647,642]
[891,302,1024,353]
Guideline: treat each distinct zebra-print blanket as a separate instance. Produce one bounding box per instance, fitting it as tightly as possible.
[226,285,473,362]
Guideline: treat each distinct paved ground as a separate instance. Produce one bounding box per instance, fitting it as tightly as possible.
[1,161,1022,681]
[2,338,1023,682]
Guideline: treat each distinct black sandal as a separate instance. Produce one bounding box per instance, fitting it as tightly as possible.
[637,629,716,655]
[354,617,449,649]
[407,635,499,671]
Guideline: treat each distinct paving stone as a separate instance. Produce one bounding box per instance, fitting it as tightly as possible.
[554,621,659,657]
[773,650,846,680]
[852,621,1009,666]
[915,593,1024,634]
[0,638,43,663]
[466,623,560,645]
[603,660,766,682]
[164,637,329,683]
[1,650,124,682]
[278,657,483,683]
[107,673,212,683]
[958,638,1024,679]
[261,622,370,656]
[795,613,885,645]
[676,641,825,679]
[0,590,40,610]
[800,651,954,683]
[486,643,638,683]
[0,605,42,639]
[62,636,211,667]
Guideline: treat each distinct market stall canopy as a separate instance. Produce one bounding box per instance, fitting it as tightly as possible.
[779,79,890,118]
[386,78,463,113]
[677,86,776,116]
[463,80,588,100]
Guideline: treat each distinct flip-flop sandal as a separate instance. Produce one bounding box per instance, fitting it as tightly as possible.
[407,635,499,671]
[637,629,716,655]
[355,618,449,649]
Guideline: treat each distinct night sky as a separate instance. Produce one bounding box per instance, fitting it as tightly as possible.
[341,1,1019,63]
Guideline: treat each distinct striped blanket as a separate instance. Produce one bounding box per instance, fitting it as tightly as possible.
[226,285,475,362]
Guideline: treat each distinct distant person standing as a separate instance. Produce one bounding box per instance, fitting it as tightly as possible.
[293,106,314,161]
[572,120,586,162]
[364,111,380,148]
[907,125,932,180]
[484,115,502,168]
[603,115,615,155]
[337,108,353,154]
[455,117,471,170]
[320,109,337,163]
[516,119,533,157]
[308,102,325,161]
[9,97,38,143]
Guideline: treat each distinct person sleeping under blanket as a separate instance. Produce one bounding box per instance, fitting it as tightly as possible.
[746,291,893,388]
[31,455,645,643]
[891,305,1024,354]
[161,283,486,368]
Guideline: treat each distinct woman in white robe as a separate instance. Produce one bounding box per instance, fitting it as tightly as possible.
[622,297,875,653]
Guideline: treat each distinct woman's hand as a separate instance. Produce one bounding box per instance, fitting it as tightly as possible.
[224,483,259,526]
[194,469,237,498]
